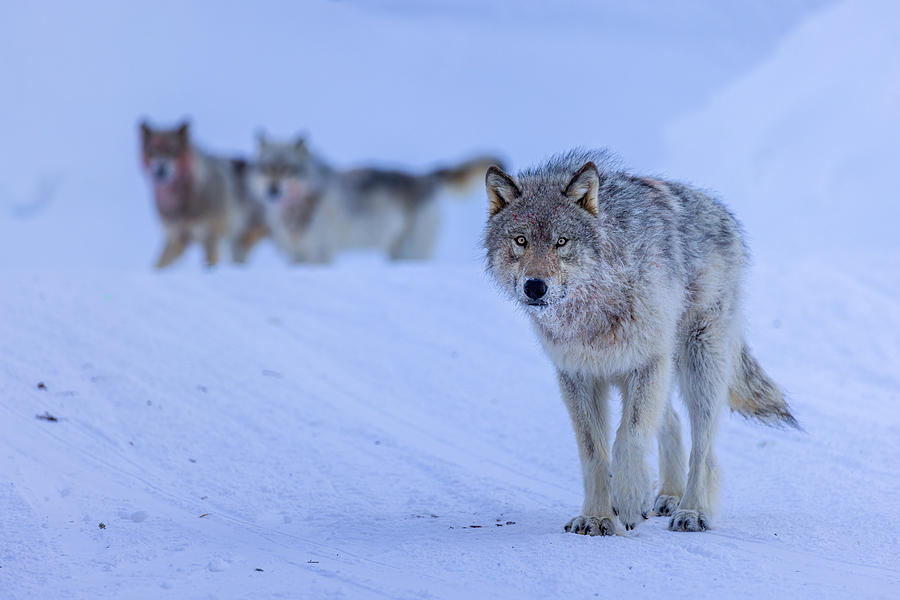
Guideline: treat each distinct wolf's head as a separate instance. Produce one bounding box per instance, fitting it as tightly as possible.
[140,120,191,186]
[252,133,317,203]
[484,151,620,318]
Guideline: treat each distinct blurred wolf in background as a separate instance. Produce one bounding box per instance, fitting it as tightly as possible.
[484,150,798,535]
[140,121,266,268]
[252,133,501,263]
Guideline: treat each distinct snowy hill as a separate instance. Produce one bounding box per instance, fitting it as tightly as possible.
[2,262,899,599]
[664,0,900,258]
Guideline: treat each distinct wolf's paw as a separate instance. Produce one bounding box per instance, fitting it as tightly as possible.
[653,494,680,517]
[611,466,653,530]
[668,509,710,532]
[564,515,616,536]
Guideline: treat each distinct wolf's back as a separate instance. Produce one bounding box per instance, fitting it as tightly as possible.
[430,156,504,196]
[728,343,800,429]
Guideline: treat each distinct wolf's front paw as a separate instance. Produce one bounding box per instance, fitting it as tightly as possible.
[611,465,653,530]
[668,509,710,532]
[653,494,680,517]
[564,515,615,536]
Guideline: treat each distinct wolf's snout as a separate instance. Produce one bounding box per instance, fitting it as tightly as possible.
[524,278,548,300]
[267,182,282,201]
[152,163,170,182]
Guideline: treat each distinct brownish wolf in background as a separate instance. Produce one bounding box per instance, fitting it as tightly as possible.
[140,121,266,268]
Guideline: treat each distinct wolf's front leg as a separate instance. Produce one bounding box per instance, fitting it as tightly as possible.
[558,371,616,536]
[612,357,671,530]
[231,224,268,264]
[203,234,220,268]
[155,229,188,269]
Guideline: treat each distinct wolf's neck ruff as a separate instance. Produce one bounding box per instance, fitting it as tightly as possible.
[280,189,322,235]
[154,154,197,220]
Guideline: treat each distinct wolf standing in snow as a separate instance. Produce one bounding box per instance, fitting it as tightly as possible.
[253,133,501,263]
[140,121,266,268]
[484,150,798,534]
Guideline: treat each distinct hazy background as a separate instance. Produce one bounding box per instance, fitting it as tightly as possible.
[6,0,893,270]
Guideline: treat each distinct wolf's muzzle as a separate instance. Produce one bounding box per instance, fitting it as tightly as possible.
[151,160,173,183]
[524,278,548,300]
[267,182,282,201]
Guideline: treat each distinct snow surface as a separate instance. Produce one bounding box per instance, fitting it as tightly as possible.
[2,262,899,599]
[2,0,900,599]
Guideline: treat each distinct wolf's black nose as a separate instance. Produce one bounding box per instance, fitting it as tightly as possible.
[267,182,281,200]
[524,278,548,300]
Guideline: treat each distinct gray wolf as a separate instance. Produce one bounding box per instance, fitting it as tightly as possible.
[140,121,266,268]
[483,150,798,534]
[253,133,501,263]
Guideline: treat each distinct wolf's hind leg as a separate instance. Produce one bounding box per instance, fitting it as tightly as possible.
[558,371,616,536]
[612,357,670,530]
[389,201,440,260]
[654,398,686,516]
[155,230,188,269]
[670,312,733,532]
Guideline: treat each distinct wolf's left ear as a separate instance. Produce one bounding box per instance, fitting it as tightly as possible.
[139,120,151,140]
[486,166,521,217]
[175,121,190,142]
[565,162,600,216]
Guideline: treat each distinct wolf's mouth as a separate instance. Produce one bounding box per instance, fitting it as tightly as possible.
[524,300,548,307]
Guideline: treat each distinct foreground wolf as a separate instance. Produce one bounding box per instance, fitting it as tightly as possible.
[253,134,501,262]
[140,121,265,268]
[484,150,798,534]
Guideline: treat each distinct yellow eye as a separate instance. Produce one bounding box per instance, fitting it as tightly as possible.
[514,236,527,246]
[556,237,568,247]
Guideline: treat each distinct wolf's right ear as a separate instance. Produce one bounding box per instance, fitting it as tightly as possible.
[295,136,309,157]
[486,166,521,217]
[256,129,268,149]
[139,120,151,141]
[175,121,190,144]
[564,162,600,216]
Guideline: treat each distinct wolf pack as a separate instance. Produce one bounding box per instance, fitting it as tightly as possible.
[140,120,798,536]
[139,120,499,268]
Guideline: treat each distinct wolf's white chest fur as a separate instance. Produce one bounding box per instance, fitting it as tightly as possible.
[532,282,682,379]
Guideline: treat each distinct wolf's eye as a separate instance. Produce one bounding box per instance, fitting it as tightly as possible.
[556,237,568,247]
[514,236,527,247]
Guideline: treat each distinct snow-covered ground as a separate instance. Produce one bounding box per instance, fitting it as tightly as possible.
[2,0,900,598]
[2,261,899,599]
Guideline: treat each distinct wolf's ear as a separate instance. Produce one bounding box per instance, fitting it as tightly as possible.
[564,162,600,216]
[295,136,309,157]
[139,120,151,141]
[256,129,268,149]
[175,121,190,143]
[486,166,521,217]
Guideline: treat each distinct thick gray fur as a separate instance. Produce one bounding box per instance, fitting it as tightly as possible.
[484,149,798,534]
[253,134,501,263]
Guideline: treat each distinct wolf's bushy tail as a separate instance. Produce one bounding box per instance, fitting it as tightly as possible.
[430,156,504,196]
[728,343,800,429]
